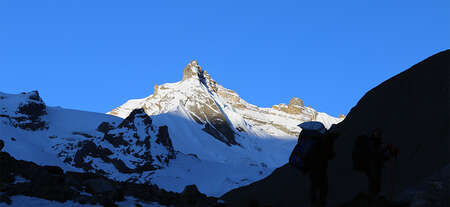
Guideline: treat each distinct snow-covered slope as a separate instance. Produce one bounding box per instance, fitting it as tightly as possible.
[0,90,291,197]
[0,91,120,171]
[0,92,176,181]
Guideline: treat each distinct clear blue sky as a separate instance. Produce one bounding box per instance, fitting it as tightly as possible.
[1,1,449,117]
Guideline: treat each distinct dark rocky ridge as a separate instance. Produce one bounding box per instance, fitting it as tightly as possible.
[0,150,223,207]
[221,50,450,206]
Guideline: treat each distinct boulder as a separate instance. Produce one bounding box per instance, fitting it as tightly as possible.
[178,184,205,206]
[0,193,11,205]
[17,102,47,120]
[43,165,64,176]
[84,178,115,194]
[97,122,115,134]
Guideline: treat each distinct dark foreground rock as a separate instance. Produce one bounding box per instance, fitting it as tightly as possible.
[0,151,223,207]
[339,193,408,207]
[222,50,450,207]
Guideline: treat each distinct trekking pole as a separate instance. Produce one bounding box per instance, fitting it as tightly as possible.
[305,174,309,207]
[392,155,398,200]
[390,148,398,201]
[388,159,393,200]
[391,159,394,200]
[384,162,388,199]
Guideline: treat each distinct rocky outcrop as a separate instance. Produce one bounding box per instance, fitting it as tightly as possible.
[286,97,304,114]
[73,140,117,173]
[202,122,238,146]
[61,108,176,176]
[156,126,175,158]
[289,97,304,107]
[0,91,48,131]
[202,117,237,146]
[118,108,152,130]
[272,97,306,115]
[153,84,159,96]
[179,185,210,206]
[96,122,115,134]
[17,101,46,120]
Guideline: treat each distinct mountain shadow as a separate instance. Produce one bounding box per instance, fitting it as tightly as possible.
[221,50,450,207]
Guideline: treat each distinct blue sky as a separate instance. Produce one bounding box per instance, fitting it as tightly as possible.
[1,0,449,117]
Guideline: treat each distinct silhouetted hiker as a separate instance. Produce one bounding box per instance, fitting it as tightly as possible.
[353,128,397,197]
[0,139,4,151]
[289,122,338,207]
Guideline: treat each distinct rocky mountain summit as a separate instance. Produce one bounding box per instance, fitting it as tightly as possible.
[109,60,342,142]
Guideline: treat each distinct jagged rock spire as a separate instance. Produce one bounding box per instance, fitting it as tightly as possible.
[182,60,203,81]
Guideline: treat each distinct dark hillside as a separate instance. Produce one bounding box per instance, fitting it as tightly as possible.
[222,50,450,207]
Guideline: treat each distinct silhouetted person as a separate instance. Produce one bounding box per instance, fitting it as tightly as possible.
[290,122,338,207]
[306,128,337,207]
[0,139,4,151]
[366,128,393,196]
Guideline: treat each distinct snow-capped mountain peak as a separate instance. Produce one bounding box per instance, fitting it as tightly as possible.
[109,60,342,142]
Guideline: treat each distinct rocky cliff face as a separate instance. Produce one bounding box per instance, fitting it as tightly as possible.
[109,60,342,143]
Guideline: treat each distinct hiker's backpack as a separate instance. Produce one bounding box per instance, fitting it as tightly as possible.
[289,121,326,173]
[289,133,319,173]
[352,135,370,172]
